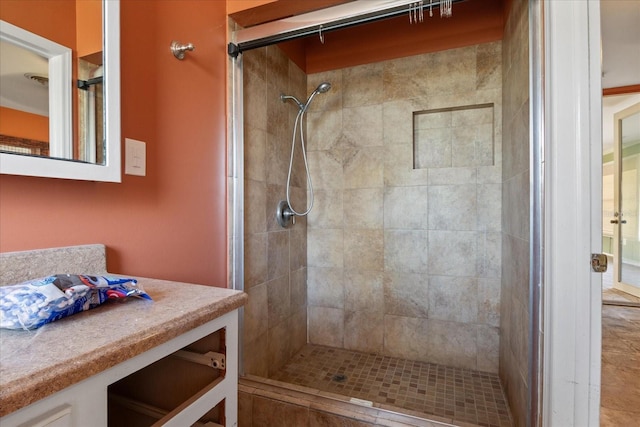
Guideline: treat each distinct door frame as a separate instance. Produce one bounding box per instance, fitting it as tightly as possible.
[541,0,602,425]
[612,102,640,298]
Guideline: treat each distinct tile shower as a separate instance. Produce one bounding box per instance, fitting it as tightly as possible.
[239,4,529,421]
[304,42,502,373]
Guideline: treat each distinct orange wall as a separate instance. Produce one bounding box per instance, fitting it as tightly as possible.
[76,0,103,58]
[0,107,49,142]
[303,0,504,73]
[0,0,76,47]
[227,0,276,15]
[0,0,228,287]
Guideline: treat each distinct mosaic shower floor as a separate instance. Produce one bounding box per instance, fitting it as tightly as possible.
[271,344,513,427]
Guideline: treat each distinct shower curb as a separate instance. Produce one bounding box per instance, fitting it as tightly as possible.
[239,375,487,427]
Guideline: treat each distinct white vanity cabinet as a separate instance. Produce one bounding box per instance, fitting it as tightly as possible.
[0,277,245,427]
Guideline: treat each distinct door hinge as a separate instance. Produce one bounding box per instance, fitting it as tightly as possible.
[591,253,608,273]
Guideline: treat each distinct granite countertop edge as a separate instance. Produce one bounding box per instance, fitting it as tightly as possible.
[0,277,247,417]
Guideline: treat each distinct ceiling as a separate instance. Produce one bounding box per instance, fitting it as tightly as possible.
[0,40,49,116]
[600,0,640,153]
[600,0,640,89]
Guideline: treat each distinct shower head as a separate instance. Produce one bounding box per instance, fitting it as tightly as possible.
[303,81,332,111]
[315,82,332,94]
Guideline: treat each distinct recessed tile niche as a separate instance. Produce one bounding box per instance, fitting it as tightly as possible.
[413,103,495,169]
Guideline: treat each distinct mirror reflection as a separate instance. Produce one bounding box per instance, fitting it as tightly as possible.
[0,0,104,164]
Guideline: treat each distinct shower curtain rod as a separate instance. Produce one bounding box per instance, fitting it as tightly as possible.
[228,0,463,57]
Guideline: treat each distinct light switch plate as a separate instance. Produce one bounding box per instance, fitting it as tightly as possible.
[125,138,146,176]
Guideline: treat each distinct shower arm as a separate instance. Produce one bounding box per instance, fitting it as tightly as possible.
[280,94,304,110]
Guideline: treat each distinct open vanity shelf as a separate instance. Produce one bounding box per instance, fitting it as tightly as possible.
[0,245,246,427]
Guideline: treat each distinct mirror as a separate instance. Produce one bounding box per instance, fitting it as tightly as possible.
[0,0,120,182]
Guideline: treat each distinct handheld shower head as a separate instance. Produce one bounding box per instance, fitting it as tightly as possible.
[316,82,332,93]
[303,82,332,111]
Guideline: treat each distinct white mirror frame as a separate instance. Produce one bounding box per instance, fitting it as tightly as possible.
[0,0,121,182]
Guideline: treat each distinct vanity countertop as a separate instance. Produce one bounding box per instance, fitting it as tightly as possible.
[0,277,247,417]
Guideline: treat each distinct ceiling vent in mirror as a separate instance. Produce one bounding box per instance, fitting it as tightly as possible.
[24,72,49,87]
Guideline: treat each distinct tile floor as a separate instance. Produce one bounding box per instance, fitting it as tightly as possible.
[600,304,640,425]
[271,345,512,427]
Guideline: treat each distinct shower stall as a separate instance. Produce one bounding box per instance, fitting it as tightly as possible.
[229,1,531,425]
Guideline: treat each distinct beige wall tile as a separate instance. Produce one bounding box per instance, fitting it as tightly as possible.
[245,127,267,182]
[427,276,477,323]
[343,105,384,148]
[344,270,384,312]
[245,333,269,377]
[245,282,268,344]
[425,46,477,96]
[308,267,344,309]
[291,225,308,271]
[383,99,422,146]
[244,76,267,132]
[476,325,500,373]
[343,62,384,108]
[245,179,267,234]
[428,184,477,230]
[384,230,429,273]
[267,89,290,142]
[344,229,384,271]
[268,231,290,280]
[384,272,429,318]
[344,188,384,229]
[383,54,431,102]
[343,147,384,189]
[290,307,308,357]
[383,315,430,361]
[269,320,293,374]
[427,167,477,186]
[476,231,501,279]
[477,183,502,231]
[478,278,501,327]
[290,267,308,310]
[308,190,344,229]
[383,144,429,187]
[308,229,344,269]
[427,320,478,369]
[267,275,291,328]
[309,150,344,190]
[477,41,502,90]
[414,127,452,168]
[344,310,384,354]
[308,109,344,152]
[309,306,345,347]
[244,233,267,289]
[428,230,477,276]
[415,110,451,130]
[383,186,429,230]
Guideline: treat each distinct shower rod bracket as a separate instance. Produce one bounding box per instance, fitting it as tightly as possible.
[276,200,296,228]
[228,43,240,59]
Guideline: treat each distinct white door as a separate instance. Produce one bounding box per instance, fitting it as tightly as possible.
[543,1,602,425]
[613,102,640,298]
